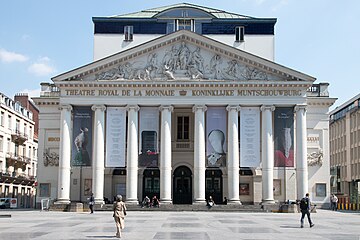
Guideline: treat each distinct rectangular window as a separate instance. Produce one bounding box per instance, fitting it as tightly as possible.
[7,138,10,153]
[16,119,20,132]
[124,26,133,41]
[28,146,31,159]
[29,126,32,139]
[39,183,50,197]
[33,147,36,159]
[235,26,245,42]
[176,19,194,31]
[0,111,4,126]
[8,116,11,130]
[0,135,3,152]
[177,116,190,140]
[14,144,19,157]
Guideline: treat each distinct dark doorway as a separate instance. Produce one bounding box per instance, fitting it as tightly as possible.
[173,166,192,204]
[142,169,160,201]
[205,169,223,204]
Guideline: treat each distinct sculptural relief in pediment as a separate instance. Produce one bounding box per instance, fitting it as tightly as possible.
[89,41,284,82]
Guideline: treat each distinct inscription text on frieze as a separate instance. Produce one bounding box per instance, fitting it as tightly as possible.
[65,89,303,97]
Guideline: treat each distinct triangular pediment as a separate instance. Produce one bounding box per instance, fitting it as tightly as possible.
[52,30,315,83]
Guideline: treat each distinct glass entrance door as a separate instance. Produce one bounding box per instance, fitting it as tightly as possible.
[142,169,160,200]
[205,169,223,204]
[173,166,192,204]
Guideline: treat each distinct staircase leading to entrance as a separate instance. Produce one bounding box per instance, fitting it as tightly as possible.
[94,203,267,212]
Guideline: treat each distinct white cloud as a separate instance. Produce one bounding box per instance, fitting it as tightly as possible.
[0,48,28,63]
[19,88,41,98]
[28,57,56,76]
[255,0,266,5]
[271,0,289,12]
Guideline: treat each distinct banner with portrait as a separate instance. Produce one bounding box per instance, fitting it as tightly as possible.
[139,107,159,167]
[240,107,260,167]
[72,107,93,166]
[105,107,126,167]
[206,107,227,167]
[274,107,294,167]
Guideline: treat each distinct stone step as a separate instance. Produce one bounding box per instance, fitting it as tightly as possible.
[94,203,266,212]
[49,203,282,213]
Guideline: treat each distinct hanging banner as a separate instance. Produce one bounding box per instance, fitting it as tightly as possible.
[206,107,227,167]
[72,107,93,166]
[274,107,294,167]
[240,107,260,167]
[139,107,159,167]
[106,107,126,167]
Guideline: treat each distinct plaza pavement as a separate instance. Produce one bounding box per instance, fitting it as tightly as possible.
[1,209,360,240]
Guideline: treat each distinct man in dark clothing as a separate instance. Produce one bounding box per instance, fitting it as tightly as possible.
[300,193,314,228]
[89,193,95,214]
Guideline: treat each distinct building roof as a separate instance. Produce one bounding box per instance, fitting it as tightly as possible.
[102,3,255,19]
[329,93,360,115]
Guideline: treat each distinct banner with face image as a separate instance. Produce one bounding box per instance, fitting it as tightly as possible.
[105,107,126,167]
[206,107,227,167]
[274,107,294,167]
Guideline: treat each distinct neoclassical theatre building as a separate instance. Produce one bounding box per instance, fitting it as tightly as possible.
[33,3,336,207]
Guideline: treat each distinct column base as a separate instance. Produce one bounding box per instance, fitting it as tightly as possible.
[227,200,242,205]
[125,200,139,205]
[159,200,172,204]
[55,199,70,204]
[192,200,206,205]
[262,199,276,205]
[94,200,104,205]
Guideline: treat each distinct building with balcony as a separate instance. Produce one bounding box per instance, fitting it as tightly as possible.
[0,93,38,208]
[330,93,360,206]
[33,3,336,209]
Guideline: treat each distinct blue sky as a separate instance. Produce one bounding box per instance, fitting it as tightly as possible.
[1,0,359,110]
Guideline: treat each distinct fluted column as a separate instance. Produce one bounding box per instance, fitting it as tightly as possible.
[159,105,174,204]
[193,105,207,203]
[295,105,308,199]
[226,105,241,204]
[56,105,72,204]
[260,105,275,204]
[91,105,106,204]
[126,105,140,203]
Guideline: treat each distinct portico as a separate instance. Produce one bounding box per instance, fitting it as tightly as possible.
[33,17,335,208]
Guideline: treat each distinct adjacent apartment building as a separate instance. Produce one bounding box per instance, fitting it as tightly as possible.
[330,93,360,207]
[33,3,335,208]
[0,93,38,208]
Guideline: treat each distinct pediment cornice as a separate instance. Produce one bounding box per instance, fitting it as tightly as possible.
[52,30,315,83]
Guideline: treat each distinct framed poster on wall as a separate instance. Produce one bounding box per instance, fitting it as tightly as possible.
[84,179,92,196]
[239,183,250,195]
[316,183,326,197]
[273,179,281,196]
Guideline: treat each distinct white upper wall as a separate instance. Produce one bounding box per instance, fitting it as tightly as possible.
[93,33,275,61]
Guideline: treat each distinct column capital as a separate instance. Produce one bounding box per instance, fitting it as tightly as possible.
[159,105,174,112]
[294,105,307,112]
[260,105,275,112]
[91,104,106,112]
[126,105,140,112]
[226,105,241,112]
[59,105,72,112]
[192,105,207,113]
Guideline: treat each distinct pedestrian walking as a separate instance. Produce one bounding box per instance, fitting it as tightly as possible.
[88,193,95,214]
[113,195,127,238]
[299,193,314,228]
[330,194,338,211]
